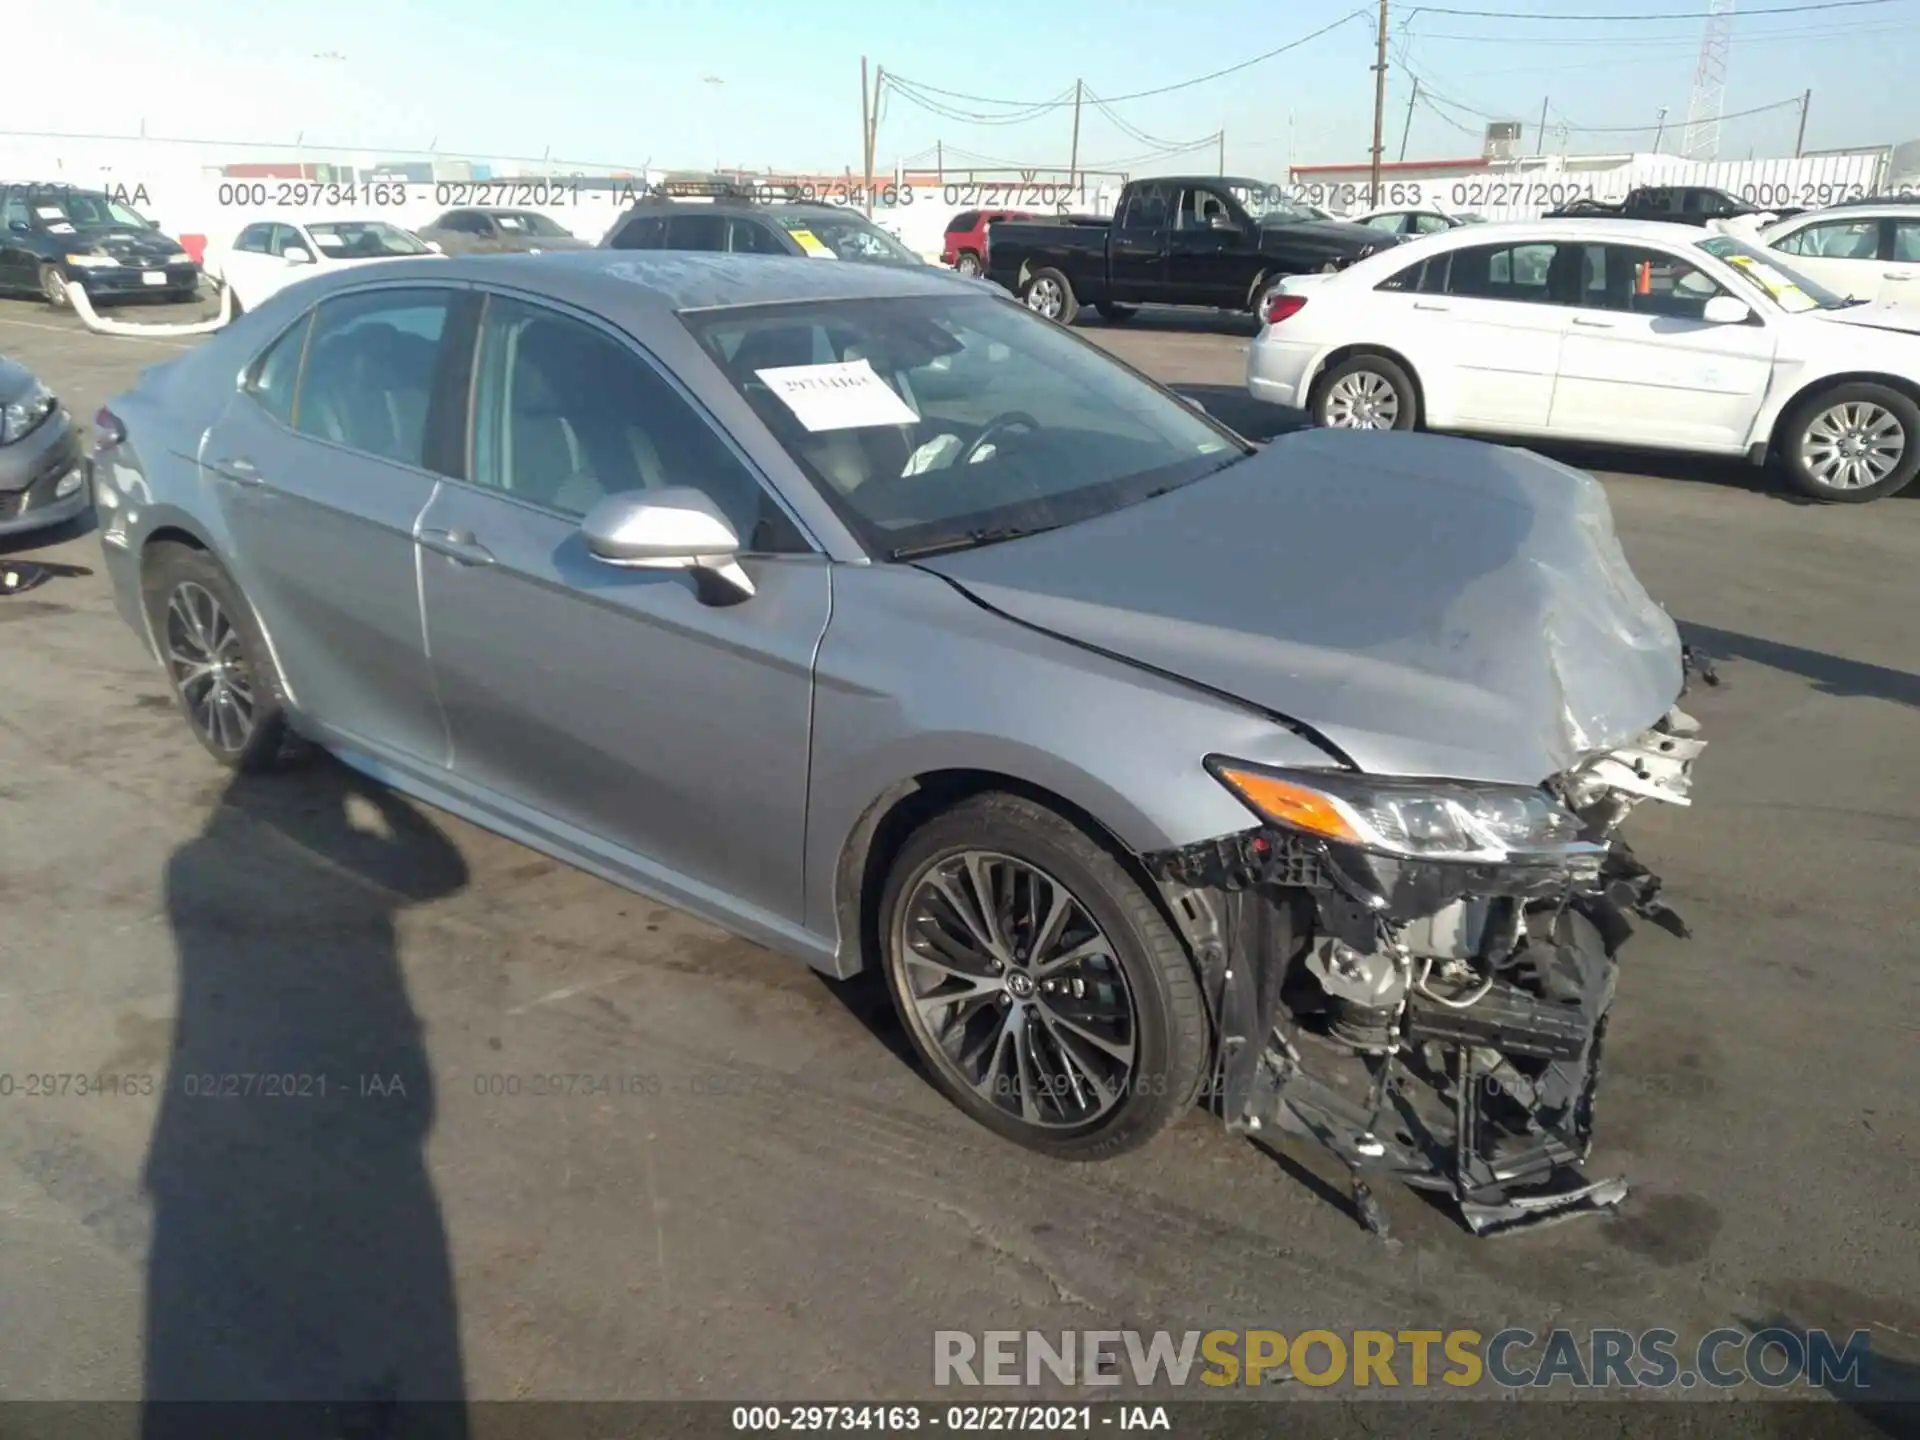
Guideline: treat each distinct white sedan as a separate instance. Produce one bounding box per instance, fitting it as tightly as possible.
[1246,217,1920,502]
[207,217,445,314]
[1352,206,1485,238]
[1753,202,1920,308]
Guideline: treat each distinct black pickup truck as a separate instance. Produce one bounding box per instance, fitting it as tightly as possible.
[984,175,1395,324]
[1545,185,1769,225]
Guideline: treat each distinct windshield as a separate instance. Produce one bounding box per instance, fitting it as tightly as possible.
[681,293,1250,558]
[1226,184,1320,224]
[35,192,150,229]
[495,211,571,237]
[1696,234,1850,313]
[774,212,923,265]
[306,221,433,258]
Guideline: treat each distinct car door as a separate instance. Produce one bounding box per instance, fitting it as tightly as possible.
[1167,185,1253,306]
[1547,241,1776,452]
[215,222,270,297]
[1109,183,1171,302]
[413,292,829,923]
[0,192,34,290]
[1881,217,1920,307]
[1766,215,1883,301]
[199,284,462,764]
[1404,239,1569,430]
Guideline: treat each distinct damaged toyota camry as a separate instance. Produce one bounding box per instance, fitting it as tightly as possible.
[95,252,1708,1237]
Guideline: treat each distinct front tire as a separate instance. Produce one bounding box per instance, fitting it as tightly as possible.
[141,545,308,772]
[1779,383,1919,502]
[39,263,71,310]
[1020,267,1079,325]
[1311,353,1419,431]
[879,792,1208,1161]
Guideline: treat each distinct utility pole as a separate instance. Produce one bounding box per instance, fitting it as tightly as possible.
[1535,97,1549,155]
[1068,80,1083,193]
[1368,0,1389,204]
[860,57,872,213]
[1218,129,1225,175]
[936,140,943,186]
[1795,89,1811,157]
[1398,77,1419,162]
[1653,106,1668,153]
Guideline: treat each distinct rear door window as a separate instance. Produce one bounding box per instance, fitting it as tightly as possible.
[293,289,453,468]
[666,213,728,250]
[1445,242,1556,303]
[609,215,665,250]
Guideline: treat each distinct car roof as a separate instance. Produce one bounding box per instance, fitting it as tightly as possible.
[299,249,977,313]
[1397,216,1733,247]
[1764,202,1916,226]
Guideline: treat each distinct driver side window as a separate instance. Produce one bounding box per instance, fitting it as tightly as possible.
[468,296,809,552]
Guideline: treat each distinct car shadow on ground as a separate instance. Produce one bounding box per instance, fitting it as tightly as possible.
[1074,306,1260,338]
[1679,622,1920,710]
[142,760,470,1438]
[1165,384,1314,443]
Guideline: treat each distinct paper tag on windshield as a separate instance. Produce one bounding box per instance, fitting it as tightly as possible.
[46,221,76,234]
[35,206,65,220]
[755,359,920,431]
[788,229,837,259]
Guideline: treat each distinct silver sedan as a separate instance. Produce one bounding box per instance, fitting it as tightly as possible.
[95,251,1705,1235]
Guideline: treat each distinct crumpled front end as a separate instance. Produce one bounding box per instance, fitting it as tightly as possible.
[1144,696,1710,1240]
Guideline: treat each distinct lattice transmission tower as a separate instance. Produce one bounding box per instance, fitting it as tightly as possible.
[1681,0,1736,160]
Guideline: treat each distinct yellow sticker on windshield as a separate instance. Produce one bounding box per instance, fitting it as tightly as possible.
[789,229,837,259]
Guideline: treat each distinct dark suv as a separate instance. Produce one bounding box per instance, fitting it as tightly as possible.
[601,192,929,267]
[0,184,201,308]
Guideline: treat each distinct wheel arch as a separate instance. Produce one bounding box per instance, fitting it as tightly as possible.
[137,524,298,712]
[832,768,1171,980]
[1305,343,1428,425]
[1764,370,1920,459]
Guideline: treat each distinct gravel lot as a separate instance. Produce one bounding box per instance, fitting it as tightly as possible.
[1,292,1915,1417]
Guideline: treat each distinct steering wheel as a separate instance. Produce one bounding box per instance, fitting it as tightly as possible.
[960,411,1041,467]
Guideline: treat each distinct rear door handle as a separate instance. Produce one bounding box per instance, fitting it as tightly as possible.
[212,456,263,486]
[419,528,496,566]
[1887,272,1913,281]
[1412,301,1450,312]
[1572,317,1615,328]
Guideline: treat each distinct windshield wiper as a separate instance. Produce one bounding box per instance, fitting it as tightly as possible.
[890,524,1063,560]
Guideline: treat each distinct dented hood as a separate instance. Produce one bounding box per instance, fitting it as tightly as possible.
[916,429,1684,786]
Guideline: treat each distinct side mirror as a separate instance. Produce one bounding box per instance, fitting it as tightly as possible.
[1181,393,1209,415]
[8,220,29,235]
[147,218,163,230]
[425,240,444,254]
[1702,295,1752,325]
[283,246,314,265]
[580,487,754,600]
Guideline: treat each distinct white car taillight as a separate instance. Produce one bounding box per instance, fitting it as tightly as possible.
[1264,293,1308,325]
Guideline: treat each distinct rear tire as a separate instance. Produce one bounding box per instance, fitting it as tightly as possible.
[1020,267,1079,325]
[878,792,1209,1162]
[141,545,309,772]
[954,251,983,277]
[1310,353,1419,432]
[1778,382,1919,503]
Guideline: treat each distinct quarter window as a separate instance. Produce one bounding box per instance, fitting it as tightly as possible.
[293,289,452,467]
[244,313,314,427]
[468,297,807,552]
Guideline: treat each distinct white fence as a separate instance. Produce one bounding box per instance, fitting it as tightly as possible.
[1285,151,1895,221]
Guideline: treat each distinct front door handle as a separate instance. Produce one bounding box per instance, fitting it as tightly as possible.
[1886,272,1913,281]
[212,456,263,486]
[419,528,496,566]
[1412,301,1450,312]
[1572,317,1616,328]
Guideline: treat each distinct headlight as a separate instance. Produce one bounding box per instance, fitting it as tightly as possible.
[1207,757,1589,863]
[64,251,121,268]
[0,381,56,446]
[167,251,192,265]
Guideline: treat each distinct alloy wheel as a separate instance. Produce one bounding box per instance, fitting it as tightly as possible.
[894,850,1138,1129]
[1025,277,1062,319]
[957,253,982,276]
[1800,401,1905,491]
[164,581,257,755]
[1323,370,1400,429]
[42,268,70,308]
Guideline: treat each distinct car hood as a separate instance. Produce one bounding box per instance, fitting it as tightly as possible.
[1260,217,1396,254]
[914,429,1684,786]
[1810,302,1920,336]
[66,226,186,261]
[0,354,39,402]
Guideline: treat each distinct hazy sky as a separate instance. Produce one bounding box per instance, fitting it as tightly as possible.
[16,0,1919,173]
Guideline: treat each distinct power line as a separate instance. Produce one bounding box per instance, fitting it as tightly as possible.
[885,9,1369,111]
[1553,93,1804,131]
[1407,15,1908,44]
[1407,0,1890,17]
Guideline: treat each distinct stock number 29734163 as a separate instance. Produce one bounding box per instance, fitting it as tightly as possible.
[215,182,409,209]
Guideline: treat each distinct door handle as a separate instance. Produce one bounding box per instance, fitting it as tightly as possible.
[1412,301,1450,312]
[1886,272,1913,281]
[419,528,496,566]
[1572,317,1616,328]
[212,456,264,486]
